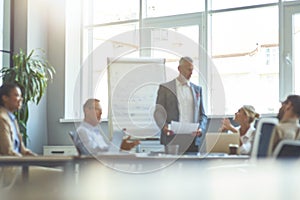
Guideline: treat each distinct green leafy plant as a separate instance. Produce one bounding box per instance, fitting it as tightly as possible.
[0,48,55,144]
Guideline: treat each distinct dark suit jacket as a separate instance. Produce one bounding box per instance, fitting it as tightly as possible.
[154,79,207,147]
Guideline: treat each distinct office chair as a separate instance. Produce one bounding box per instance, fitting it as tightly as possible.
[68,131,88,156]
[251,117,278,159]
[273,140,300,159]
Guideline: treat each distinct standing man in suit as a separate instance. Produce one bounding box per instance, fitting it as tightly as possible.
[154,56,208,152]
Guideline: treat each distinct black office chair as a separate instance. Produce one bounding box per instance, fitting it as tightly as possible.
[251,117,278,159]
[273,140,300,159]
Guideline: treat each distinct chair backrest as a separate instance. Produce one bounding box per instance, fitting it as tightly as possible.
[68,131,86,156]
[273,140,300,159]
[251,117,278,159]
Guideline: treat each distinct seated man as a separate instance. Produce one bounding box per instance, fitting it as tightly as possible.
[268,95,300,156]
[74,98,140,155]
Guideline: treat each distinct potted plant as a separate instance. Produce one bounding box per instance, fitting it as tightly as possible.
[0,48,55,145]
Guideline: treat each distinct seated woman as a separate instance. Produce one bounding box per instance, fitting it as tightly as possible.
[219,105,260,155]
[0,83,62,195]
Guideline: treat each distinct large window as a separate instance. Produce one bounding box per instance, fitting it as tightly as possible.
[282,2,300,99]
[294,14,300,95]
[210,0,278,10]
[210,6,279,114]
[85,0,139,24]
[144,0,204,17]
[0,0,3,74]
[0,0,10,85]
[65,0,293,121]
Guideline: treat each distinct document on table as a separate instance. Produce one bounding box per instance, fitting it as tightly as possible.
[170,121,199,134]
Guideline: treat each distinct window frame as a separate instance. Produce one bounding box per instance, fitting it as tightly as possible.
[279,1,300,100]
[63,0,296,121]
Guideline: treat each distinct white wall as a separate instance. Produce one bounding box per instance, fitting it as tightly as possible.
[11,0,109,154]
[12,0,27,53]
[25,0,49,152]
[12,0,68,153]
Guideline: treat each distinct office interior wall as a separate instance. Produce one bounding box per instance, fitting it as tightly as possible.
[26,0,48,153]
[46,0,70,146]
[11,0,76,153]
[12,0,27,53]
[12,0,51,153]
[11,0,108,152]
[45,0,110,147]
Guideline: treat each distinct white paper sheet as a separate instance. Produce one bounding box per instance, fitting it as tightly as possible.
[170,121,199,134]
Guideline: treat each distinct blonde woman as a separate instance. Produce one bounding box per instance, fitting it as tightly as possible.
[220,105,260,155]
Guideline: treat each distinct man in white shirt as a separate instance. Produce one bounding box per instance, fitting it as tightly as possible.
[74,99,140,155]
[154,56,208,153]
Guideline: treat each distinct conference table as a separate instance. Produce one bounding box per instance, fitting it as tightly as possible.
[0,156,74,183]
[0,153,250,183]
[2,154,300,200]
[72,152,251,177]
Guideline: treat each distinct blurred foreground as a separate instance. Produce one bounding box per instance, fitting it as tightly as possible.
[1,158,300,200]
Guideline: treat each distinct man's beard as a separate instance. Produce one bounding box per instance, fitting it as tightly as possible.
[277,108,284,121]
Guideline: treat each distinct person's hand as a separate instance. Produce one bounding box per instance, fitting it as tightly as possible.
[24,150,37,156]
[192,128,202,137]
[219,118,238,133]
[163,124,174,136]
[222,118,232,129]
[218,118,230,132]
[120,136,140,151]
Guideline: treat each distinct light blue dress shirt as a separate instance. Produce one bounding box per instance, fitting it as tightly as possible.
[7,111,20,153]
[75,121,110,155]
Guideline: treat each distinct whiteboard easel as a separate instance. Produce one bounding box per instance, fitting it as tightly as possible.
[107,57,166,139]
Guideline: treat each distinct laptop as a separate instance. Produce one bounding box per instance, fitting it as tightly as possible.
[205,132,240,154]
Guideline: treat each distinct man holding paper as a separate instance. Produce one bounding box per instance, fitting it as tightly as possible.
[154,56,208,152]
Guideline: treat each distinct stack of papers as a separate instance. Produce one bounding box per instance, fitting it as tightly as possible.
[170,121,199,134]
